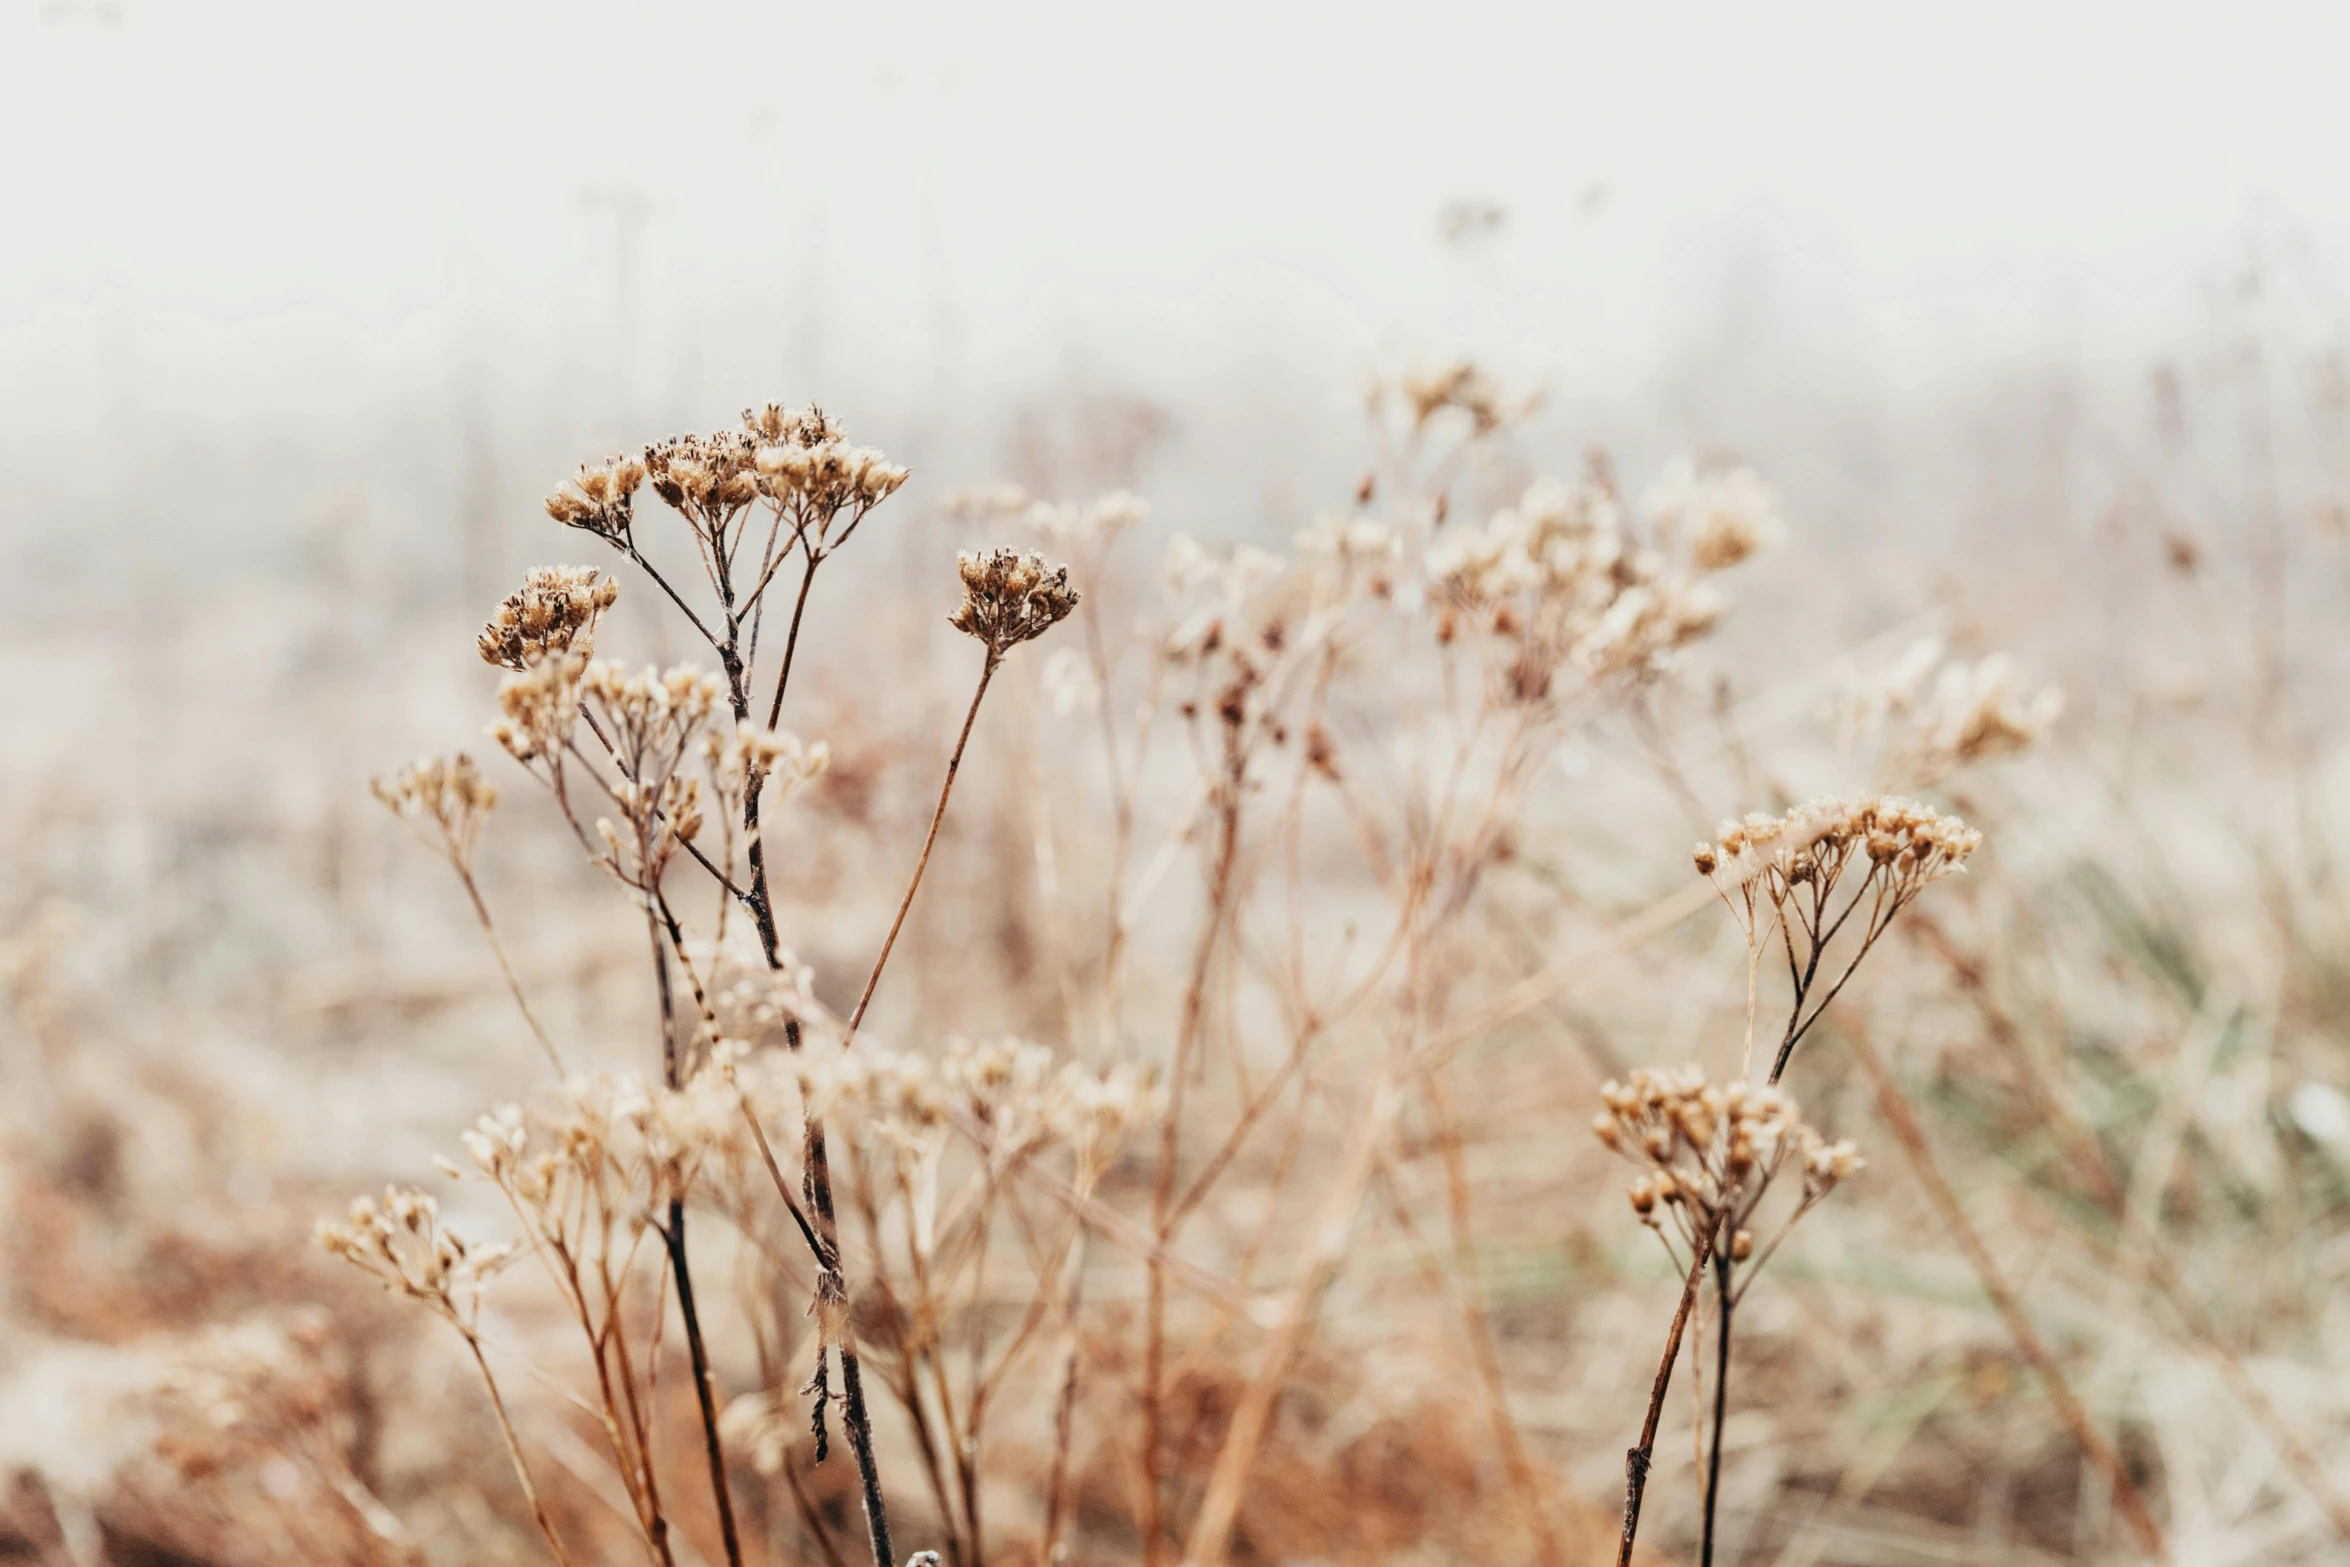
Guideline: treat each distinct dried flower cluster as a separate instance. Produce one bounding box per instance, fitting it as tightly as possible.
[1841,638,2065,785]
[315,1188,517,1331]
[1376,357,1539,437]
[544,454,647,541]
[1027,489,1149,553]
[1644,458,1787,572]
[950,548,1082,657]
[478,566,619,670]
[1593,1068,1860,1290]
[369,753,498,871]
[1428,462,1778,694]
[1694,793,1981,919]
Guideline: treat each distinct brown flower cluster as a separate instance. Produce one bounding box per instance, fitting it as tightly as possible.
[578,661,729,886]
[747,403,911,552]
[478,565,619,670]
[950,548,1081,657]
[1593,1067,1860,1286]
[643,428,763,532]
[1380,357,1537,437]
[544,454,647,541]
[1429,461,1781,694]
[370,753,498,871]
[1693,793,1981,915]
[315,1187,517,1331]
[487,653,586,766]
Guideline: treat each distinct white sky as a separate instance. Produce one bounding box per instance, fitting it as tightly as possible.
[6,0,2349,501]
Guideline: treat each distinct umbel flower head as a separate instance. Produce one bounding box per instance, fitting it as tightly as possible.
[950,548,1080,657]
[478,566,619,670]
[1694,793,1982,1080]
[372,753,498,871]
[544,455,647,541]
[1593,1067,1861,1291]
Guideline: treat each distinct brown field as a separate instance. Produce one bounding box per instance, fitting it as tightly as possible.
[8,19,2350,1561]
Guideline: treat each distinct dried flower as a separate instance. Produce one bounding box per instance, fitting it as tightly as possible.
[1645,458,1786,572]
[950,548,1080,658]
[315,1187,517,1330]
[544,455,647,541]
[746,404,910,554]
[371,754,498,871]
[488,652,587,765]
[478,566,619,670]
[1593,1068,1860,1289]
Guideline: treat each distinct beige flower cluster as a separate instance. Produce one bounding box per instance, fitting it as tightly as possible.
[543,454,646,541]
[1428,461,1780,690]
[1593,1067,1860,1280]
[951,548,1082,657]
[477,565,619,671]
[1693,793,1981,905]
[369,753,498,871]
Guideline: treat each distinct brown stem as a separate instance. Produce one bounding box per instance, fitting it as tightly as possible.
[462,1330,578,1567]
[743,554,824,966]
[647,906,746,1567]
[788,1022,898,1567]
[843,652,1000,1043]
[1844,1020,2167,1561]
[1142,760,1245,1566]
[1617,1208,1724,1567]
[1700,1253,1732,1567]
[1427,1072,1565,1565]
[666,1201,745,1567]
[456,864,567,1076]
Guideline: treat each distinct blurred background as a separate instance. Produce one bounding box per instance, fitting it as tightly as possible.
[12,3,2350,1564]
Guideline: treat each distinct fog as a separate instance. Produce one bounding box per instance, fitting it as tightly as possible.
[9,0,2350,591]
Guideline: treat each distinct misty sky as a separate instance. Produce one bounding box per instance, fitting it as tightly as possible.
[7,1,2350,501]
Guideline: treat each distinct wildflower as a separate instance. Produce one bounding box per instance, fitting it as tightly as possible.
[315,1186,518,1329]
[950,548,1080,658]
[1029,490,1148,551]
[371,754,498,871]
[746,403,910,553]
[1378,357,1538,437]
[1592,1067,1861,1291]
[488,652,587,765]
[544,454,646,541]
[1907,654,2064,778]
[643,428,762,533]
[1644,458,1786,572]
[1696,794,1982,1079]
[478,566,619,670]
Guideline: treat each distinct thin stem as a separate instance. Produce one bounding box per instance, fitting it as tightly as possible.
[625,542,721,649]
[462,1330,578,1567]
[1616,1207,1725,1567]
[1701,1253,1733,1567]
[455,864,567,1075]
[741,554,824,966]
[645,905,745,1567]
[788,1021,898,1567]
[843,652,1001,1043]
[665,1201,745,1567]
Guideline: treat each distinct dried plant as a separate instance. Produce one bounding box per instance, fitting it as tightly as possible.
[1607,797,1977,1567]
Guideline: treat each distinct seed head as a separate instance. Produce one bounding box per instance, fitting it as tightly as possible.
[545,455,646,541]
[478,566,619,670]
[372,753,498,870]
[950,548,1080,657]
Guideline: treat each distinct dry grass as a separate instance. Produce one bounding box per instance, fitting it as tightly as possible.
[7,332,2350,1567]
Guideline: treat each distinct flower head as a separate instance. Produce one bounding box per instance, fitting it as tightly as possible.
[950,548,1080,657]
[478,566,619,670]
[545,455,646,541]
